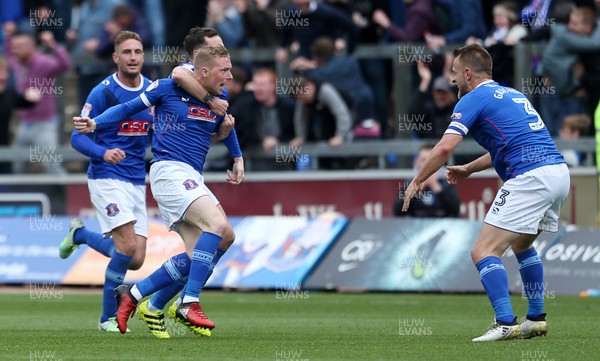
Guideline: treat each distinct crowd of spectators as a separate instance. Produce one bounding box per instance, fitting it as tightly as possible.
[0,0,599,174]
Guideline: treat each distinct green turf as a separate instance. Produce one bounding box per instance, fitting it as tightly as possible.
[0,291,598,361]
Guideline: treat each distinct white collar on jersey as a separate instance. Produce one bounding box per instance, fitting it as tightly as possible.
[475,79,495,89]
[112,73,144,92]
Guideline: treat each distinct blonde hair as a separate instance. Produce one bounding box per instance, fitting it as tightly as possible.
[193,44,230,69]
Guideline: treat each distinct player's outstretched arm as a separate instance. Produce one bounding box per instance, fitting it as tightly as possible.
[446,153,493,184]
[402,134,462,212]
[172,66,228,116]
[73,96,149,133]
[73,116,97,134]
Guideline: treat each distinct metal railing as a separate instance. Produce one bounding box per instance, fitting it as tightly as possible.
[0,137,594,171]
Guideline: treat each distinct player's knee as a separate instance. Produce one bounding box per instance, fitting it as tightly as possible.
[128,253,146,270]
[206,217,229,236]
[116,240,137,257]
[470,246,483,264]
[113,233,137,256]
[511,242,531,255]
[220,226,235,249]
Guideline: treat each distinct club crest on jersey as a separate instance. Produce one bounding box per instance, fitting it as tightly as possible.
[187,105,216,123]
[451,112,462,120]
[183,179,199,190]
[146,80,159,92]
[106,203,120,217]
[118,120,151,136]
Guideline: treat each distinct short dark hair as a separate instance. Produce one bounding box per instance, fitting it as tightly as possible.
[183,27,220,58]
[232,66,249,85]
[112,4,133,19]
[453,44,493,76]
[310,37,335,62]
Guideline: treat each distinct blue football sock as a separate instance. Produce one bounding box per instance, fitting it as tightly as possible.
[150,277,187,310]
[101,251,132,323]
[476,256,515,324]
[73,228,114,257]
[203,248,226,287]
[516,247,544,318]
[134,253,191,301]
[182,232,221,303]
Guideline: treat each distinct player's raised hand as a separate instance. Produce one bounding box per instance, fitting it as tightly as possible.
[209,97,228,116]
[227,157,245,185]
[39,30,56,47]
[73,116,96,134]
[446,165,471,184]
[416,60,432,83]
[401,180,423,213]
[103,148,126,164]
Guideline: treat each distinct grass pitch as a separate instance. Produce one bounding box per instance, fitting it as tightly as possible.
[0,290,598,361]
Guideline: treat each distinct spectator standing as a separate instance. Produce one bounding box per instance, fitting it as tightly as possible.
[67,0,122,108]
[558,113,591,167]
[0,56,39,173]
[541,6,600,134]
[371,0,442,42]
[290,37,380,137]
[95,3,152,57]
[231,68,296,170]
[426,0,487,50]
[481,2,528,47]
[408,61,457,140]
[206,0,246,49]
[276,0,358,63]
[291,76,352,149]
[5,30,71,174]
[239,0,287,48]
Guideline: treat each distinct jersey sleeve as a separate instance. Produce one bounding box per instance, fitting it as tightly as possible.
[444,95,481,136]
[169,62,194,80]
[71,87,109,160]
[212,88,230,133]
[95,79,166,130]
[219,87,229,100]
[222,127,243,158]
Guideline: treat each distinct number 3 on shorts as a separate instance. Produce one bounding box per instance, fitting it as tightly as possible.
[494,189,510,207]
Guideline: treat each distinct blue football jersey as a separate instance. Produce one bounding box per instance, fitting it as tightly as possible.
[94,77,241,174]
[72,73,153,185]
[445,81,565,181]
